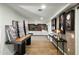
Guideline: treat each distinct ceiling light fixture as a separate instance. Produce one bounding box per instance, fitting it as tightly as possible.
[41,4,46,9]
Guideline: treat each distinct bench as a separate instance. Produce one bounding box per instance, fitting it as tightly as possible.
[15,34,31,55]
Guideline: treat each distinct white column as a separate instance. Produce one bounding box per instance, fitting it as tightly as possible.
[75,6,79,55]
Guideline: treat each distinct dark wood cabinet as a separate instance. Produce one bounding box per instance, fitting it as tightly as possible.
[65,10,75,55]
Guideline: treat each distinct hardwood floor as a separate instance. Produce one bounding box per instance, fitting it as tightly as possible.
[25,36,62,55]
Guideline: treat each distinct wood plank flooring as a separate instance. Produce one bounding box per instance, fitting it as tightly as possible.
[25,36,62,55]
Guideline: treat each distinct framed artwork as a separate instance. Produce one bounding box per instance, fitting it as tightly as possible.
[28,24,41,31]
[28,24,47,31]
[66,10,75,31]
[18,20,25,37]
[12,20,20,38]
[51,18,56,31]
[59,12,65,34]
[12,20,18,29]
[23,20,26,35]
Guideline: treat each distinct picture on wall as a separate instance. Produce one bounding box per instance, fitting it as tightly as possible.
[28,24,48,31]
[51,18,56,31]
[12,20,20,37]
[59,12,65,34]
[66,10,75,31]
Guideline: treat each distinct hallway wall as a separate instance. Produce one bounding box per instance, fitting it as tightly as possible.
[75,7,79,55]
[0,4,27,54]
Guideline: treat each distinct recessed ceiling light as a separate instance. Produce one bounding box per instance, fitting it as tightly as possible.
[41,4,46,9]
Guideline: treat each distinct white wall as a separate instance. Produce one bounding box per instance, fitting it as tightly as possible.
[75,7,79,55]
[56,17,59,29]
[48,20,52,34]
[0,4,27,54]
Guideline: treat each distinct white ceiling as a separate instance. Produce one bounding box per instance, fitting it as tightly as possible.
[19,3,67,18]
[7,3,76,23]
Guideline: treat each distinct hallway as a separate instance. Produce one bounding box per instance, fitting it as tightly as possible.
[0,3,77,55]
[26,36,62,55]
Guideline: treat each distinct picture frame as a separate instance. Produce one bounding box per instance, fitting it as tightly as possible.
[51,18,56,31]
[59,12,66,34]
[28,24,47,31]
[12,20,20,38]
[66,10,75,31]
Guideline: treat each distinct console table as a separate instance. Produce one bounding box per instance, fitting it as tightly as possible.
[49,34,67,54]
